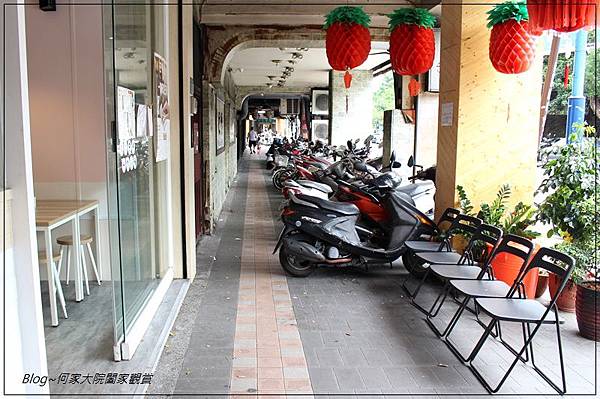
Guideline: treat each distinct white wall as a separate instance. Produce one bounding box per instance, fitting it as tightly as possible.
[2,3,49,394]
[25,5,112,280]
[330,70,374,146]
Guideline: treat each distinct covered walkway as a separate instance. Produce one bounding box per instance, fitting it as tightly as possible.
[150,151,597,398]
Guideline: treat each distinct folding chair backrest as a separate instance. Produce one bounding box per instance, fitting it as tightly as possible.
[462,224,503,265]
[436,208,461,232]
[486,234,534,281]
[512,247,575,303]
[446,214,482,238]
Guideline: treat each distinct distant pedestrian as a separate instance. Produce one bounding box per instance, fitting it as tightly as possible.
[248,128,258,154]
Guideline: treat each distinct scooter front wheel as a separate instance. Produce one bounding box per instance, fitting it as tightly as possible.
[279,244,315,277]
[402,251,428,278]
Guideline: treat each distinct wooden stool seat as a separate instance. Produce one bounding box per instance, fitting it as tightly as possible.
[38,251,62,262]
[56,234,93,246]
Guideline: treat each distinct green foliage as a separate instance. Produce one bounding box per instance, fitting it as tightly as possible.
[372,74,395,131]
[388,8,436,31]
[486,1,529,28]
[536,125,599,241]
[554,239,599,284]
[479,184,511,226]
[544,31,599,115]
[324,6,371,29]
[456,185,475,216]
[456,184,540,239]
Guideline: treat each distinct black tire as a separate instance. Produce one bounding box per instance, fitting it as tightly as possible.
[402,251,428,278]
[279,243,315,277]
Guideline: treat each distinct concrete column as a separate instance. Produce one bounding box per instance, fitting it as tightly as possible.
[435,2,543,219]
[329,70,374,146]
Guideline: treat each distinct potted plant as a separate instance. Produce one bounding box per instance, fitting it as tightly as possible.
[535,270,549,298]
[456,184,540,298]
[537,123,599,322]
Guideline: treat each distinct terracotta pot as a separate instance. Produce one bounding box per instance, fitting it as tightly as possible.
[490,253,539,299]
[535,274,549,298]
[576,282,600,341]
[548,273,577,312]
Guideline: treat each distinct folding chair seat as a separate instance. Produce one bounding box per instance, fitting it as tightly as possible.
[434,235,535,357]
[407,222,495,316]
[475,298,551,323]
[466,248,575,394]
[404,240,452,253]
[429,264,484,280]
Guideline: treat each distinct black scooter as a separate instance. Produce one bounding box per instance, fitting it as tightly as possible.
[273,182,437,277]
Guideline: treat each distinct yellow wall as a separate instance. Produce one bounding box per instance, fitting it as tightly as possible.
[435,2,543,218]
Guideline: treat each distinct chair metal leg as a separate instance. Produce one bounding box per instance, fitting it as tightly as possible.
[528,309,567,394]
[424,282,455,337]
[51,260,68,319]
[65,246,71,285]
[469,316,566,394]
[86,243,101,285]
[409,268,436,315]
[442,296,475,362]
[81,246,90,296]
[401,264,429,299]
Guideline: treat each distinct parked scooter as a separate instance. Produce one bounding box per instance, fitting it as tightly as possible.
[273,187,437,276]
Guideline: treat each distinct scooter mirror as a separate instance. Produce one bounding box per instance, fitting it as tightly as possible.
[364,135,374,145]
[407,156,414,168]
[390,151,396,164]
[347,140,353,151]
[392,161,402,169]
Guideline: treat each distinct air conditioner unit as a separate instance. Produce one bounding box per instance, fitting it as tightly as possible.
[312,119,329,142]
[280,98,300,115]
[311,89,329,115]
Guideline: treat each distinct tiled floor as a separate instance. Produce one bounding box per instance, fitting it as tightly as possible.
[153,152,598,398]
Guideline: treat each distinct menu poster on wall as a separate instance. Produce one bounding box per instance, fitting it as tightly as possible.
[117,86,136,140]
[154,52,170,162]
[136,104,148,137]
[216,96,225,153]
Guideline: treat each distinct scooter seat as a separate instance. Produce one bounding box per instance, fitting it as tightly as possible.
[405,240,453,253]
[297,180,333,194]
[296,194,359,215]
[397,182,433,197]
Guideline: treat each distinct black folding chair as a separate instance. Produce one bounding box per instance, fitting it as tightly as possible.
[403,207,461,253]
[402,214,482,300]
[467,247,575,394]
[414,224,503,327]
[441,235,535,362]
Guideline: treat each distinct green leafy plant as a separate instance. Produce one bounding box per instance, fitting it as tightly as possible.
[537,123,599,284]
[536,124,598,241]
[456,184,540,239]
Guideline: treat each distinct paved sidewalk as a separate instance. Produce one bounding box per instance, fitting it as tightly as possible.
[152,153,597,398]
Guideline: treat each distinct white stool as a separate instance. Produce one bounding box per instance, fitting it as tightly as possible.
[38,251,68,319]
[57,234,101,296]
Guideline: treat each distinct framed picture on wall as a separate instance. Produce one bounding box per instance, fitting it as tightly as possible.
[216,96,225,154]
[229,103,236,145]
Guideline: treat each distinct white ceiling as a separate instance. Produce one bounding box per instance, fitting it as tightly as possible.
[229,43,390,88]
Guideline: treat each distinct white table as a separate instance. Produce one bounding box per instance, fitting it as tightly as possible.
[36,200,101,326]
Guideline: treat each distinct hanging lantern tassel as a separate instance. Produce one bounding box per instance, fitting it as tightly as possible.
[408,78,421,97]
[564,63,570,88]
[344,70,353,113]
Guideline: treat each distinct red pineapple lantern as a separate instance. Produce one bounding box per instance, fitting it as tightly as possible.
[487,1,537,74]
[527,0,598,33]
[388,8,436,76]
[324,6,372,87]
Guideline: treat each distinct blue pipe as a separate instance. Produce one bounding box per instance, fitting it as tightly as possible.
[566,29,588,143]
